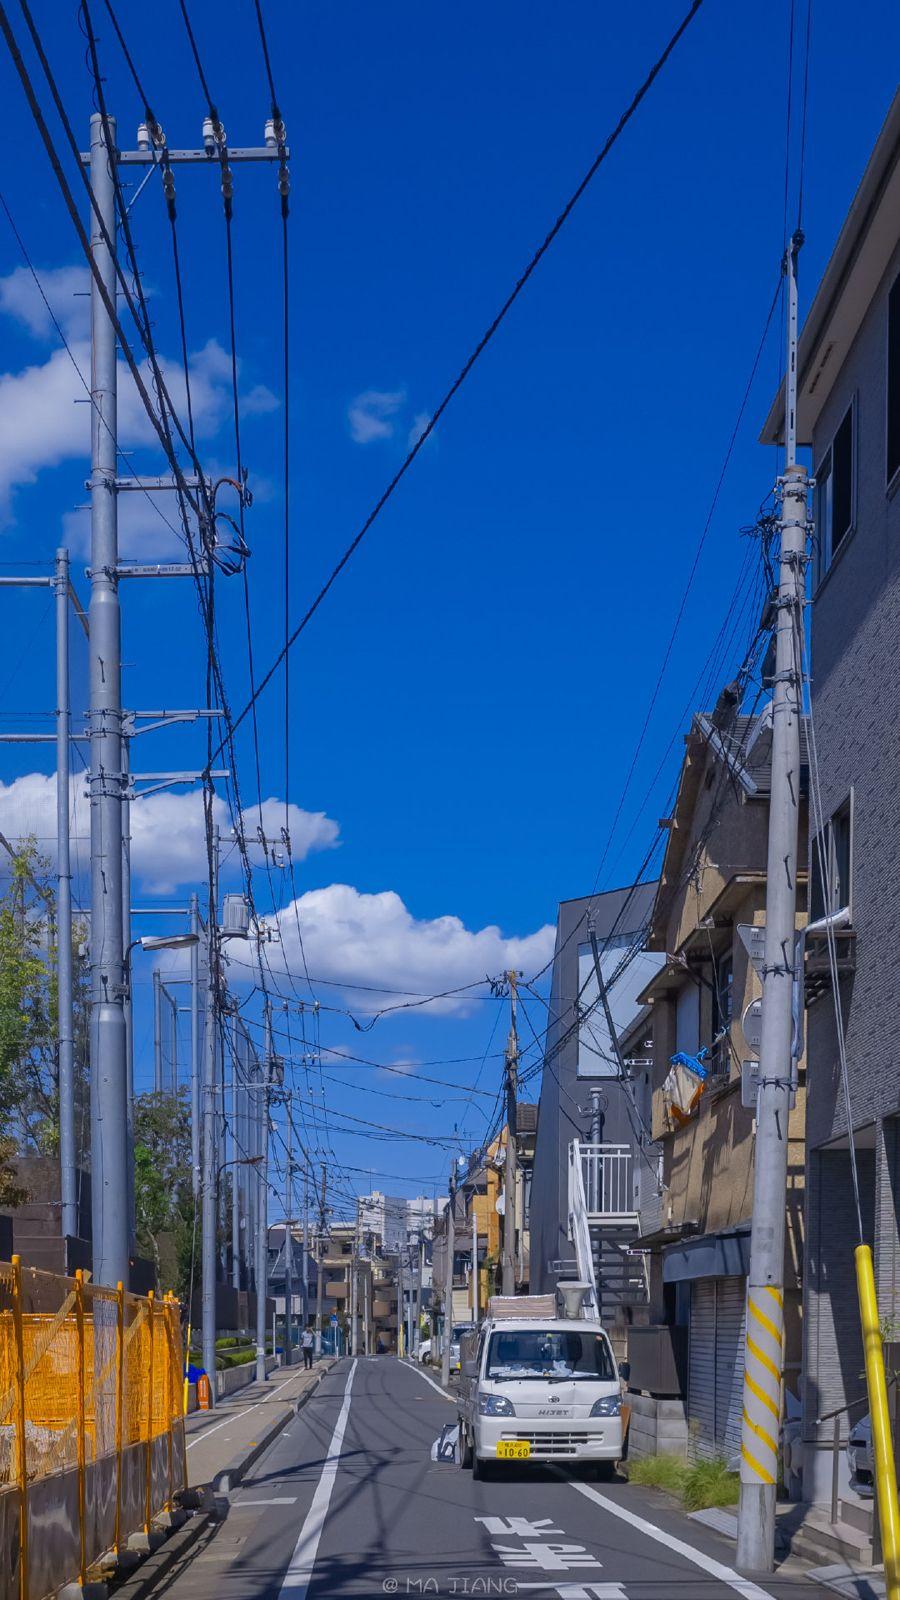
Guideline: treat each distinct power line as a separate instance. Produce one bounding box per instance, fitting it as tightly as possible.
[216,0,707,759]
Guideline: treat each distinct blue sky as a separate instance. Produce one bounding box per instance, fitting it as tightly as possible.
[0,1,897,1223]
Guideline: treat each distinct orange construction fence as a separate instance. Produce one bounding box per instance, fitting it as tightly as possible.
[0,1255,187,1600]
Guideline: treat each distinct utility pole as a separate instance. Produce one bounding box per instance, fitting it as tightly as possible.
[189,892,200,1198]
[398,1248,405,1358]
[88,110,128,1291]
[471,1208,479,1323]
[416,1234,424,1357]
[200,824,220,1401]
[284,1100,294,1365]
[501,971,519,1297]
[302,1167,309,1328]
[350,1235,359,1358]
[230,1013,241,1292]
[736,231,808,1574]
[315,1164,326,1356]
[153,968,163,1093]
[255,1002,272,1384]
[55,548,77,1244]
[441,1164,456,1388]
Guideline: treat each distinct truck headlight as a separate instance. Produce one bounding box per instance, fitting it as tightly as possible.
[478,1394,515,1417]
[589,1396,621,1418]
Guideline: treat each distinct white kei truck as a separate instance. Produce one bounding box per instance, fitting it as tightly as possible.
[456,1292,623,1478]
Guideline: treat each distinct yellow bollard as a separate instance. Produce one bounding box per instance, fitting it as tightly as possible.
[856,1244,900,1599]
[11,1256,29,1600]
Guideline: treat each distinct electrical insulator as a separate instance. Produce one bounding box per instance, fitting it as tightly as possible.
[265,118,277,148]
[202,116,217,154]
[137,122,151,151]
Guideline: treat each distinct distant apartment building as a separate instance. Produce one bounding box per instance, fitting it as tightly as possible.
[357,1190,444,1251]
[760,87,900,1510]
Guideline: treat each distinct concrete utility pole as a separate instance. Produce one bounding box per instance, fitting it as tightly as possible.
[201,824,220,1401]
[153,968,163,1093]
[230,1014,241,1292]
[416,1234,424,1357]
[441,1165,456,1388]
[471,1209,479,1323]
[350,1236,359,1358]
[736,231,808,1575]
[315,1164,326,1356]
[302,1167,309,1328]
[398,1248,405,1358]
[55,549,77,1243]
[255,1002,272,1383]
[189,893,200,1198]
[501,971,519,1297]
[88,110,128,1291]
[284,1102,294,1365]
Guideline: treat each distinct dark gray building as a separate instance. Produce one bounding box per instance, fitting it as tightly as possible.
[529,885,662,1343]
[761,88,900,1510]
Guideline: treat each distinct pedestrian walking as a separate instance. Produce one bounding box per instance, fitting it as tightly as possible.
[301,1324,315,1370]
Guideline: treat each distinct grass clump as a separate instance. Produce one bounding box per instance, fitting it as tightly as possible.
[628,1453,688,1495]
[628,1453,739,1511]
[680,1456,739,1510]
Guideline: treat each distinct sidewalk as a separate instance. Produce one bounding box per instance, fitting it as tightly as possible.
[184,1358,333,1491]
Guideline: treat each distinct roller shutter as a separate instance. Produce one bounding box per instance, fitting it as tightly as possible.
[715,1277,746,1464]
[688,1276,746,1461]
[688,1281,716,1458]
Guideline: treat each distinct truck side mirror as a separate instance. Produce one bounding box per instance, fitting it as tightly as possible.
[461,1357,479,1379]
[618,1360,631,1382]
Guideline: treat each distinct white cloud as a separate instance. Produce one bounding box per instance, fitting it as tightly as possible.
[271,883,555,1013]
[0,774,339,895]
[348,389,406,444]
[407,412,430,449]
[0,310,278,524]
[0,265,89,341]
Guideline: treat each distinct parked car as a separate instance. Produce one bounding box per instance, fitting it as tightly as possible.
[847,1414,874,1495]
[417,1338,432,1364]
[456,1313,622,1478]
[449,1324,475,1373]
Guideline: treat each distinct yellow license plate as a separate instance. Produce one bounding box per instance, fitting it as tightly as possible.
[496,1441,531,1460]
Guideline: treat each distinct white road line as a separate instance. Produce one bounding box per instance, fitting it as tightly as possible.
[185,1371,319,1449]
[278,1358,357,1596]
[233,1496,298,1506]
[400,1357,455,1403]
[569,1483,774,1600]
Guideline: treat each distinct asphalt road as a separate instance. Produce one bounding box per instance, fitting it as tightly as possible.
[162,1356,819,1600]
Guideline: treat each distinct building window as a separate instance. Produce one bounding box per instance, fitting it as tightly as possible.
[810,794,853,922]
[888,274,900,486]
[815,403,855,583]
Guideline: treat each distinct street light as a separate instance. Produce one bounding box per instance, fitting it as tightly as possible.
[139,932,200,953]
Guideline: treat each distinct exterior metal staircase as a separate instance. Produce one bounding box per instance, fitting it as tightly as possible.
[568,1141,650,1331]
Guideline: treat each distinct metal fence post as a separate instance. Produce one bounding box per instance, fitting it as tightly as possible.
[115,1281,125,1553]
[145,1290,155,1534]
[831,1413,840,1526]
[74,1271,87,1586]
[11,1256,29,1600]
[164,1293,174,1511]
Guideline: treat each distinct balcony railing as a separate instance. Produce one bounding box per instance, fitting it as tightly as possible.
[571,1142,636,1222]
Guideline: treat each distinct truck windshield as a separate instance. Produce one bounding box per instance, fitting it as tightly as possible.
[486,1329,616,1381]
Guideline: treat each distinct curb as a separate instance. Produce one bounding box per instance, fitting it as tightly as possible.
[109,1363,334,1599]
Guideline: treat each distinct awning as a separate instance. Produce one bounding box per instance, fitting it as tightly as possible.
[662,1226,751,1283]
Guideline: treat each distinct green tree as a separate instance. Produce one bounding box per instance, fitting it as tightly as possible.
[0,840,89,1201]
[133,1089,196,1301]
